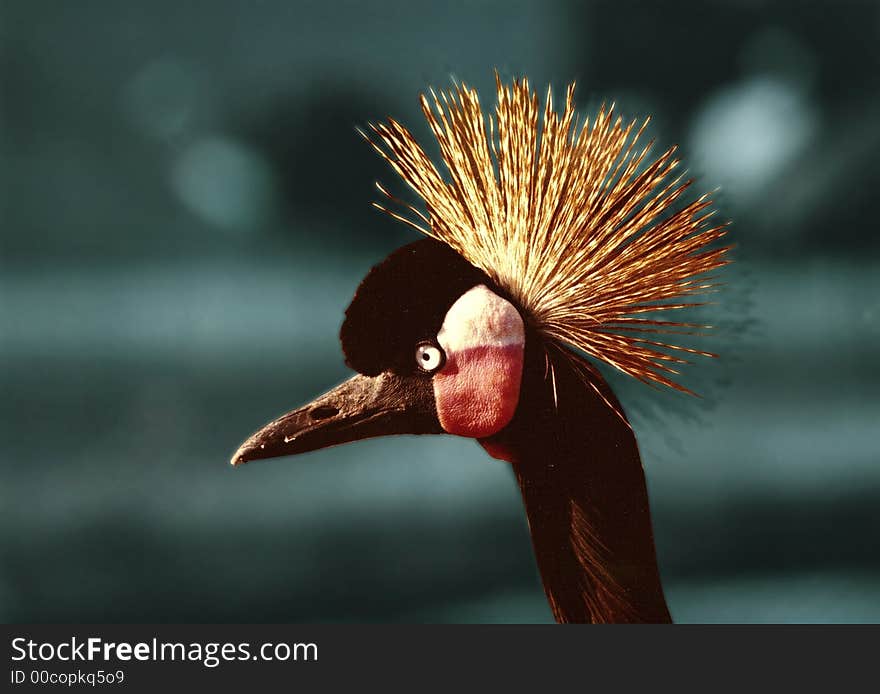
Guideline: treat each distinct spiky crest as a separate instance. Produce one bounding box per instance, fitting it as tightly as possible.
[363,74,730,393]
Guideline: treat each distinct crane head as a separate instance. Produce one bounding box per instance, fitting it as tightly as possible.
[231,239,527,465]
[231,74,730,465]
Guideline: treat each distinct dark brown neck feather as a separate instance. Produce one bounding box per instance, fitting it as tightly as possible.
[482,336,671,623]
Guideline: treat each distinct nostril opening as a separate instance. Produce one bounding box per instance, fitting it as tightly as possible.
[309,405,339,421]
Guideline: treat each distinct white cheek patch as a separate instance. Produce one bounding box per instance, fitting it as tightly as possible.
[433,285,525,439]
[436,285,524,351]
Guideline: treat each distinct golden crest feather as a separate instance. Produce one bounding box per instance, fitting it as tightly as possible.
[362,74,731,394]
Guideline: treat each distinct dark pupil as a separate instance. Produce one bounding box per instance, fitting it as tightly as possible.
[422,352,430,361]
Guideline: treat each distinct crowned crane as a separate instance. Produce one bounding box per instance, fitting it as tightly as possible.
[232,76,730,624]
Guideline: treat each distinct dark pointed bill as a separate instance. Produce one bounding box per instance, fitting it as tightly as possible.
[230,372,441,466]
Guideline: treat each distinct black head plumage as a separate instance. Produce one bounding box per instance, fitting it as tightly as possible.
[339,239,494,376]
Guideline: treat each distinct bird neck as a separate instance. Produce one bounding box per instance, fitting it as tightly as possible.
[481,339,671,623]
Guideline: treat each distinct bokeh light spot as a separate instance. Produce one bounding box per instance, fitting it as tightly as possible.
[171,136,278,232]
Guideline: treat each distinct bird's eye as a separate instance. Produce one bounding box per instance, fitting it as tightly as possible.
[415,342,445,373]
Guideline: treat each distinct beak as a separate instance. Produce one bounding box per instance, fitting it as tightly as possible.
[231,372,441,466]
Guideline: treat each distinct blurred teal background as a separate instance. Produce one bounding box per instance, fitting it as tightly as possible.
[2,0,879,623]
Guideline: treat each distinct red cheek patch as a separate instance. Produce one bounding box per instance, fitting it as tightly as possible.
[434,344,523,438]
